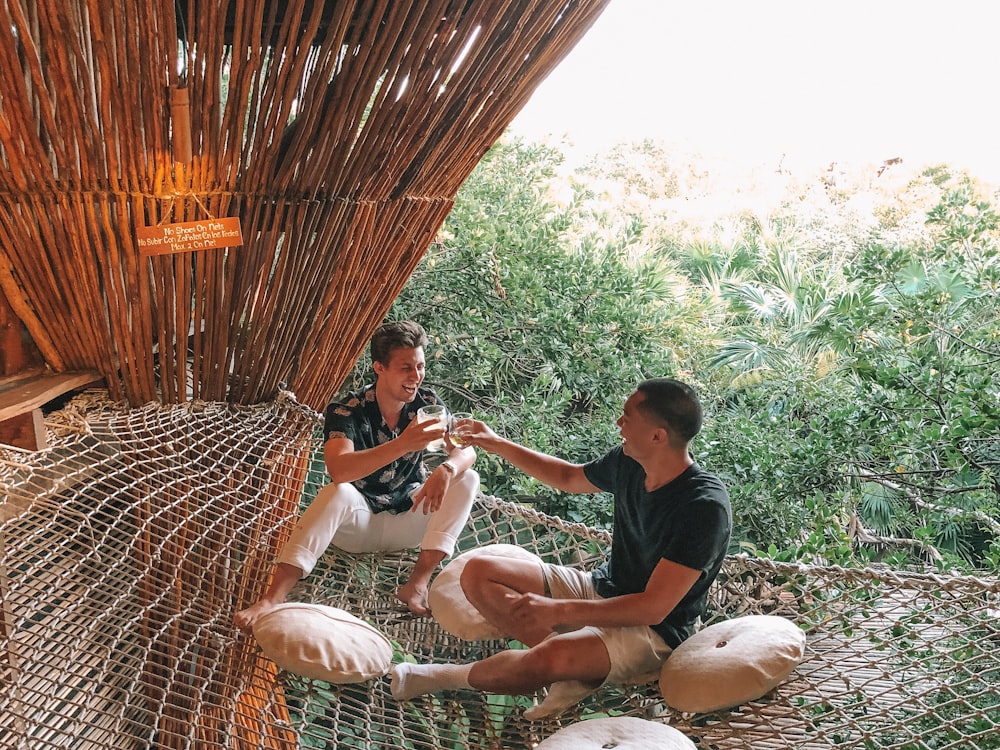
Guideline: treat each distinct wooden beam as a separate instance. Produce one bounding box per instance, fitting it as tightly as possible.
[0,370,103,423]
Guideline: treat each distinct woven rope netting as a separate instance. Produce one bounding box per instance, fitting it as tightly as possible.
[1,393,998,749]
[0,0,610,409]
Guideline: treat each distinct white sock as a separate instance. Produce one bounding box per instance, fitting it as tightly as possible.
[390,662,473,701]
[523,679,596,720]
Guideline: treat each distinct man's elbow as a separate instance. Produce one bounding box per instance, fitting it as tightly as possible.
[561,468,597,495]
[325,465,350,484]
[638,611,668,628]
[637,600,676,627]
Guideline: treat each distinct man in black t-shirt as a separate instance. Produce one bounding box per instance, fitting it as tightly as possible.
[235,321,478,631]
[391,378,731,718]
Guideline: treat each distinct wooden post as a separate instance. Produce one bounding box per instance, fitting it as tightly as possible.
[0,284,43,376]
[0,410,45,451]
[0,370,103,450]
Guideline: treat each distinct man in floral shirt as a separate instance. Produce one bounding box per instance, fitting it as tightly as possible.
[235,321,478,629]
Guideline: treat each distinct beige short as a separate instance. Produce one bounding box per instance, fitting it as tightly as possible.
[541,562,672,686]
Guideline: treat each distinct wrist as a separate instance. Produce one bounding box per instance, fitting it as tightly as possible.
[440,460,457,477]
[551,599,576,633]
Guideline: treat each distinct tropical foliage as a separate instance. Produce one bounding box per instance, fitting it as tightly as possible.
[357,136,999,573]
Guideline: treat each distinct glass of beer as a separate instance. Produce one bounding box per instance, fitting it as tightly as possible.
[417,404,448,452]
[448,412,473,448]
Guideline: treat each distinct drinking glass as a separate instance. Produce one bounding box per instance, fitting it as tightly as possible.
[416,404,448,452]
[448,412,473,448]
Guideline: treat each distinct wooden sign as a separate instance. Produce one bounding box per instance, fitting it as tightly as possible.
[136,217,243,255]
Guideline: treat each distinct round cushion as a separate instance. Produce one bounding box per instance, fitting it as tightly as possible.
[428,543,543,640]
[534,716,696,749]
[253,602,393,684]
[659,614,806,713]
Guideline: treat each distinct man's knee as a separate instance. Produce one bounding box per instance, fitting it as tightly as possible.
[453,467,480,497]
[528,645,571,679]
[438,469,479,521]
[529,636,608,684]
[459,555,495,601]
[460,556,544,601]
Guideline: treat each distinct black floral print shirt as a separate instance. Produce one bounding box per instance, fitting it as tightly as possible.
[323,384,443,513]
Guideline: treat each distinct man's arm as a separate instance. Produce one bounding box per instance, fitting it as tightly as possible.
[508,558,702,633]
[464,420,600,494]
[323,416,444,481]
[410,441,477,514]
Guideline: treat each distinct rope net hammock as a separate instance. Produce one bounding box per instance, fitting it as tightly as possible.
[1,393,997,749]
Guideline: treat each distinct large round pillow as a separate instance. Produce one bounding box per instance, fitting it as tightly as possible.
[534,716,696,749]
[253,602,393,684]
[428,543,543,640]
[659,614,806,713]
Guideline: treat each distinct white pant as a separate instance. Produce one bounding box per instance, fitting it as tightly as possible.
[277,468,479,575]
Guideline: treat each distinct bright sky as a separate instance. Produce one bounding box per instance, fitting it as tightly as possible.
[510,0,1000,181]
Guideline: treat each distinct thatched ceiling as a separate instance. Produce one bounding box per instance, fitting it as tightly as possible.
[0,0,611,410]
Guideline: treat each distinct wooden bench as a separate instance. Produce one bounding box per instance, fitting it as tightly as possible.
[0,370,103,450]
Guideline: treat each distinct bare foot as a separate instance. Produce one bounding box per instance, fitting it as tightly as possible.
[396,580,431,616]
[234,599,279,632]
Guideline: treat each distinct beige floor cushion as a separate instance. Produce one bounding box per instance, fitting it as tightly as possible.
[428,543,542,640]
[535,716,696,749]
[253,602,393,684]
[660,614,806,713]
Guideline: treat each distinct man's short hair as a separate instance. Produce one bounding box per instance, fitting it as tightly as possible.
[370,320,428,365]
[636,378,703,444]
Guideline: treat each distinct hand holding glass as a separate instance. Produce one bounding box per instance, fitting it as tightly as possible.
[448,412,473,448]
[416,404,448,452]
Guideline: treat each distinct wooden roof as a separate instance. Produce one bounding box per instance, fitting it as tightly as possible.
[0,0,611,410]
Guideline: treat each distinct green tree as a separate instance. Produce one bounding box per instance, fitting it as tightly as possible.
[694,175,1000,570]
[837,181,1000,566]
[344,138,1000,572]
[381,138,693,524]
